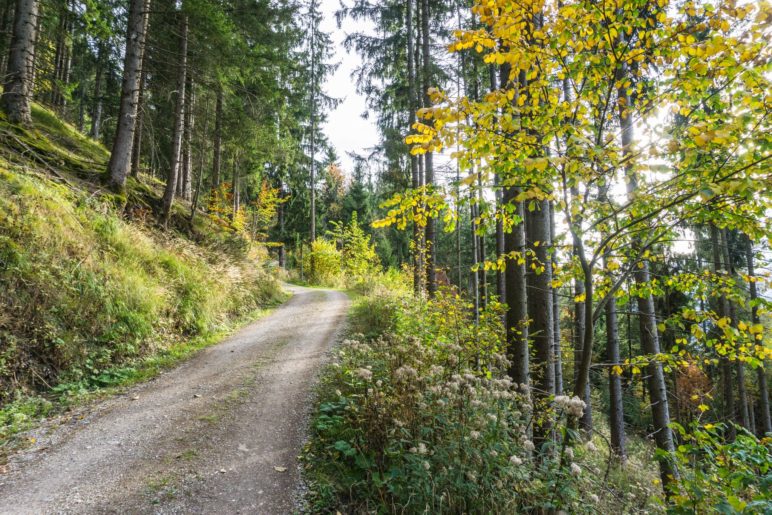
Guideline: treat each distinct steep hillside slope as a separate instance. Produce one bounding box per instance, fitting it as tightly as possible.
[0,105,284,449]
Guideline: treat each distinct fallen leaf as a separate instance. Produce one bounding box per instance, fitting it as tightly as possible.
[219,469,227,474]
[274,466,287,473]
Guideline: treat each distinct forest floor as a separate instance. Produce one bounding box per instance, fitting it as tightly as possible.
[0,285,349,514]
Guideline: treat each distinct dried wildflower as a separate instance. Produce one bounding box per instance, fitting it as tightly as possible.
[470,430,481,440]
[355,368,373,381]
[423,461,430,471]
[418,442,427,455]
[585,441,597,452]
[554,395,586,418]
[395,365,418,382]
[589,494,599,503]
[509,455,523,466]
[565,447,574,460]
[523,440,535,452]
[570,463,582,476]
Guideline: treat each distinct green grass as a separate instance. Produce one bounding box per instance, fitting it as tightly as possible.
[0,101,288,462]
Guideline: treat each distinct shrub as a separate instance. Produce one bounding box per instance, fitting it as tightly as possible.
[303,238,343,287]
[667,422,772,514]
[304,288,617,514]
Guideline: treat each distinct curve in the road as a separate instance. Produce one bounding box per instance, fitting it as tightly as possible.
[0,285,349,515]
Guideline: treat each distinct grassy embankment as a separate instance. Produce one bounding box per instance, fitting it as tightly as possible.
[0,105,285,459]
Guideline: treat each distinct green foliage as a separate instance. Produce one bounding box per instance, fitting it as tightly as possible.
[303,238,343,287]
[667,423,772,514]
[300,214,384,289]
[304,286,654,513]
[0,119,284,437]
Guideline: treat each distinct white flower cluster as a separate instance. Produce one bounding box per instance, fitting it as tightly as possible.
[554,395,586,418]
[355,368,373,381]
[395,365,418,382]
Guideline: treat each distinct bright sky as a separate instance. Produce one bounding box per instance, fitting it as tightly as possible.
[320,0,380,175]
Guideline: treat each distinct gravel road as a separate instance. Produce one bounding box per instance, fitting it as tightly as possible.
[0,285,349,514]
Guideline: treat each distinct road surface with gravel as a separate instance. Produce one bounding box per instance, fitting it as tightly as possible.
[0,285,348,514]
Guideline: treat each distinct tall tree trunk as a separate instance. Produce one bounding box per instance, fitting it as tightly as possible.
[130,38,148,178]
[746,238,771,435]
[604,252,626,459]
[211,84,223,189]
[182,78,194,200]
[160,12,187,228]
[1,0,38,124]
[721,229,750,430]
[619,65,677,488]
[550,202,562,395]
[308,0,318,247]
[0,0,14,76]
[471,183,480,323]
[406,0,422,296]
[499,62,528,387]
[420,0,435,297]
[90,40,106,140]
[711,224,736,439]
[106,0,149,191]
[573,216,593,432]
[492,65,506,302]
[526,199,555,445]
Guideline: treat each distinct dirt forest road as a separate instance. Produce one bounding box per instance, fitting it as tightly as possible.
[0,286,349,515]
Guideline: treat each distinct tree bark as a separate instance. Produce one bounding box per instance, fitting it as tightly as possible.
[526,200,555,446]
[711,224,736,439]
[406,0,422,296]
[0,0,14,77]
[90,40,106,140]
[212,84,223,189]
[160,12,188,229]
[1,0,38,125]
[550,202,562,395]
[130,39,148,178]
[746,238,771,435]
[620,73,677,488]
[604,252,626,459]
[721,229,750,430]
[420,0,435,297]
[106,0,149,191]
[182,78,194,200]
[500,61,529,388]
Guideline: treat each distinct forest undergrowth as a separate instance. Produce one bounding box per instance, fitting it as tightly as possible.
[0,105,285,459]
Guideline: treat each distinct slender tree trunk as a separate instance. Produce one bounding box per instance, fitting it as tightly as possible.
[190,99,209,223]
[420,0,435,296]
[721,229,750,430]
[90,40,106,140]
[711,224,736,439]
[573,224,593,432]
[160,12,187,228]
[130,39,148,178]
[211,84,223,189]
[406,0,422,295]
[471,183,480,323]
[746,238,771,435]
[182,78,194,200]
[604,252,626,459]
[526,199,555,445]
[550,202,562,395]
[106,0,149,191]
[0,0,14,76]
[498,62,529,387]
[1,0,38,124]
[619,67,677,487]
